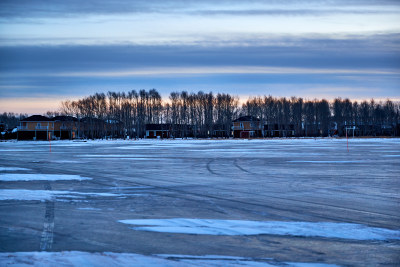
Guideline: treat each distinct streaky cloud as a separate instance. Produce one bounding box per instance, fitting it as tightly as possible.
[1,0,399,18]
[192,8,400,17]
[1,33,399,72]
[49,66,400,78]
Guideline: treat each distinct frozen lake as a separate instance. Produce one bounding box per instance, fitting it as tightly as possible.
[0,138,399,266]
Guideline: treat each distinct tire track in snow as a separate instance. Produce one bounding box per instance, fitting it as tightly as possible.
[206,159,219,175]
[15,156,400,227]
[233,158,254,174]
[40,182,55,251]
[38,161,400,222]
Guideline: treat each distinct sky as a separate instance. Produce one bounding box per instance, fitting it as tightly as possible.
[0,0,399,114]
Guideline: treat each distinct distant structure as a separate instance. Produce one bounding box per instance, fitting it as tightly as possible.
[17,115,78,140]
[145,124,171,139]
[6,111,400,140]
[232,116,262,138]
[52,116,78,139]
[264,124,295,137]
[17,115,54,140]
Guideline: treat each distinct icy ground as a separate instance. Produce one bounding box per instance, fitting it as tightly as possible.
[0,138,399,266]
[0,251,339,267]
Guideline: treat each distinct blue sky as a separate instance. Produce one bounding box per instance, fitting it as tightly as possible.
[0,0,399,113]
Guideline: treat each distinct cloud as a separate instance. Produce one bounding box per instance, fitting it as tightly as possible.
[1,34,399,72]
[192,8,400,17]
[41,66,400,78]
[1,0,399,18]
[1,70,399,99]
[0,36,398,101]
[1,1,399,48]
[1,1,398,113]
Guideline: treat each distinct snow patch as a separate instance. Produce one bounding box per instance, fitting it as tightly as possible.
[117,158,157,160]
[50,143,92,146]
[78,154,133,157]
[77,155,158,160]
[118,218,400,241]
[0,174,91,181]
[109,186,152,189]
[51,160,82,163]
[0,189,118,201]
[288,160,366,163]
[115,146,153,150]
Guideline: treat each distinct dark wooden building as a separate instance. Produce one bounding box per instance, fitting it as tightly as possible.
[264,124,295,137]
[232,116,262,138]
[145,124,171,138]
[52,116,78,139]
[17,115,54,140]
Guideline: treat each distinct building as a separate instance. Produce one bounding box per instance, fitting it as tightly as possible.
[264,124,295,137]
[52,116,78,139]
[232,116,262,138]
[145,124,171,138]
[17,115,80,140]
[17,115,54,140]
[80,117,107,139]
[212,123,230,138]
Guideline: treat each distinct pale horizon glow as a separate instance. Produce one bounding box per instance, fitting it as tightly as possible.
[1,95,399,116]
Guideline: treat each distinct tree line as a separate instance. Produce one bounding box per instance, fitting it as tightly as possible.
[54,89,400,138]
[243,96,400,136]
[58,90,239,138]
[0,112,27,129]
[2,89,398,139]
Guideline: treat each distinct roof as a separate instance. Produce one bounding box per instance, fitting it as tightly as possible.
[52,116,78,122]
[145,124,171,131]
[233,116,260,122]
[20,115,52,122]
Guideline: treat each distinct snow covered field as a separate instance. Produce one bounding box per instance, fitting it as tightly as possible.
[0,138,399,266]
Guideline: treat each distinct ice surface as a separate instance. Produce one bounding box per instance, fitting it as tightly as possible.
[0,149,44,152]
[77,155,157,160]
[116,146,156,150]
[119,218,400,241]
[0,251,340,267]
[78,155,163,161]
[0,174,91,181]
[0,189,55,201]
[49,143,93,146]
[77,207,102,211]
[0,167,31,171]
[50,160,82,163]
[0,138,399,265]
[0,189,118,201]
[288,160,367,163]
